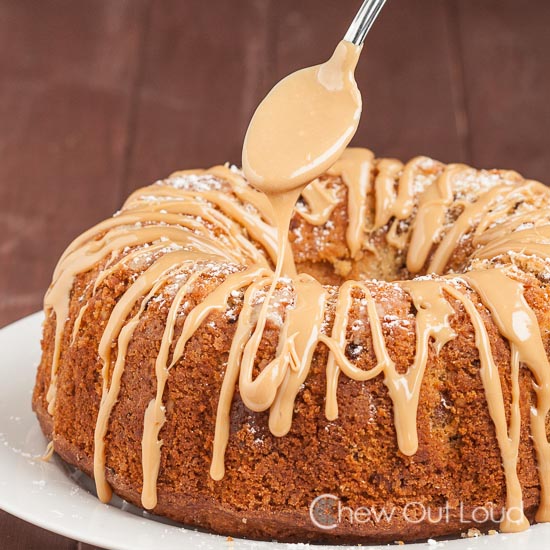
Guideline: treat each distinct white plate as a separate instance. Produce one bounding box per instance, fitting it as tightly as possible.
[1,312,550,550]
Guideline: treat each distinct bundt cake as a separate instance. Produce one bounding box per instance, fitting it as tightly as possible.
[33,148,550,543]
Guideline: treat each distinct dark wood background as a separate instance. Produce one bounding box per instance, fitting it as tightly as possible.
[1,0,549,548]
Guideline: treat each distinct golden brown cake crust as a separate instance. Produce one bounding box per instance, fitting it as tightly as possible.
[32,154,550,543]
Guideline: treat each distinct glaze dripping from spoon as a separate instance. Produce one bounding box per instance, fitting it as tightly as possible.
[242,0,386,278]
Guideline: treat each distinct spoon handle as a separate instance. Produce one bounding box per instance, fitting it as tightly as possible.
[344,0,387,46]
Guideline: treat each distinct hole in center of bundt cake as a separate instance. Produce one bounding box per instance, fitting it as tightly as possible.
[290,231,413,286]
[294,257,408,286]
[289,193,420,285]
[289,200,473,285]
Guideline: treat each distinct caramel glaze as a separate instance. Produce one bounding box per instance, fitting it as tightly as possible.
[42,150,550,532]
[242,40,362,193]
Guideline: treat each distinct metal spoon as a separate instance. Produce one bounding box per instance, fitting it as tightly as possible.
[344,0,387,46]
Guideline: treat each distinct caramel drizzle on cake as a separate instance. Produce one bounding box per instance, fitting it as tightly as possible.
[43,149,550,532]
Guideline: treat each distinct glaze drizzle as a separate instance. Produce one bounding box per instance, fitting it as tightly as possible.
[43,150,550,531]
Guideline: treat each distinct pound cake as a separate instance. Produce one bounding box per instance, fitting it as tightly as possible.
[33,148,550,543]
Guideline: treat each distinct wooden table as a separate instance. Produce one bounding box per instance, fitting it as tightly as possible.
[1,1,549,548]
